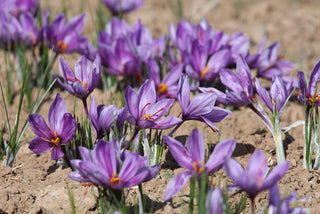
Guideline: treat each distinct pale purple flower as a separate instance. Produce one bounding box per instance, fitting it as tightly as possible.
[69,140,159,190]
[268,184,306,214]
[89,96,119,140]
[164,129,235,201]
[0,0,38,16]
[177,75,231,133]
[147,59,183,99]
[224,150,290,199]
[125,79,182,130]
[255,76,293,115]
[297,59,320,106]
[56,55,101,99]
[206,187,224,214]
[28,93,76,160]
[41,13,88,54]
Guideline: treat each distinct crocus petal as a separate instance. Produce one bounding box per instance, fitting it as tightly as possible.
[29,137,52,154]
[59,56,75,80]
[118,152,140,182]
[59,113,76,144]
[48,93,67,133]
[309,59,320,95]
[137,119,156,129]
[28,114,52,139]
[51,146,64,160]
[163,136,194,170]
[72,81,88,98]
[185,93,216,117]
[125,86,139,120]
[78,146,91,161]
[145,98,175,120]
[262,161,290,191]
[77,161,109,186]
[224,158,245,187]
[206,187,223,214]
[269,184,280,206]
[164,171,192,201]
[68,170,89,183]
[153,116,182,129]
[220,68,243,93]
[206,139,235,173]
[94,140,117,178]
[90,55,101,92]
[270,77,286,112]
[255,78,273,112]
[246,150,268,179]
[138,80,156,112]
[75,55,91,83]
[178,76,190,114]
[236,56,253,96]
[187,129,205,163]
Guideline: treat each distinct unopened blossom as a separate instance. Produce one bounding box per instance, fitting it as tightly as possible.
[89,96,119,140]
[297,59,320,106]
[41,13,88,54]
[69,140,159,190]
[101,0,144,16]
[221,32,250,64]
[125,79,182,130]
[206,187,224,214]
[164,129,235,200]
[177,75,231,133]
[28,94,76,160]
[224,150,290,200]
[56,55,101,100]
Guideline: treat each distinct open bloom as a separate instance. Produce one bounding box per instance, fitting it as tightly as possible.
[255,76,293,115]
[56,55,101,99]
[297,59,320,106]
[125,79,182,130]
[28,94,76,160]
[224,150,290,199]
[69,140,159,189]
[148,59,183,99]
[164,129,235,201]
[202,56,255,107]
[177,75,231,132]
[41,13,88,54]
[0,0,38,16]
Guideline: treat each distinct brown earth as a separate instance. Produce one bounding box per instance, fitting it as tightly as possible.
[1,0,320,213]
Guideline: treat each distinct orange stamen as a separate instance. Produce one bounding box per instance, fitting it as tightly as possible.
[158,83,168,94]
[142,108,164,120]
[200,66,210,79]
[57,40,67,52]
[110,172,121,187]
[50,131,61,147]
[193,161,205,174]
[309,93,320,103]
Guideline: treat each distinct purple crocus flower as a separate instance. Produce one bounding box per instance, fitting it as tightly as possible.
[253,38,295,80]
[206,187,224,214]
[0,0,38,16]
[0,11,38,49]
[163,129,235,201]
[224,150,290,200]
[148,59,183,99]
[101,0,144,16]
[177,75,231,133]
[185,40,230,81]
[297,59,320,106]
[56,55,101,100]
[41,13,88,54]
[89,96,119,140]
[69,140,159,190]
[268,184,306,214]
[221,32,250,64]
[125,79,182,130]
[255,76,293,115]
[28,93,76,160]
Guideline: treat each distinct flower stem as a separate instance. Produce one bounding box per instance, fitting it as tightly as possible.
[82,98,89,118]
[250,197,255,214]
[123,127,140,150]
[168,121,183,137]
[273,116,286,163]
